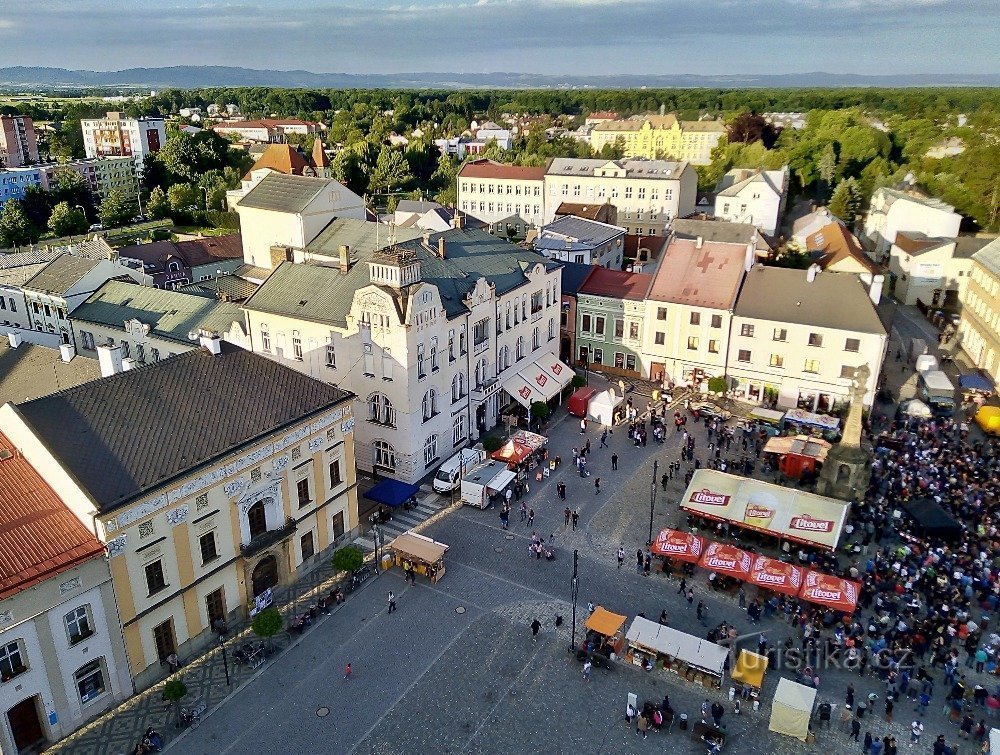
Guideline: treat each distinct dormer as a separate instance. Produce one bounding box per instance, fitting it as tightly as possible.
[368,247,422,289]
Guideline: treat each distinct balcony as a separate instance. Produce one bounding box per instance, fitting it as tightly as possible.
[473,338,489,356]
[241,517,297,558]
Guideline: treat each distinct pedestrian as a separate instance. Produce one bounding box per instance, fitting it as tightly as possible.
[600,429,608,448]
[571,509,579,530]
[851,719,861,741]
[697,600,707,626]
[617,547,625,569]
[661,472,669,490]
[711,701,724,727]
[636,712,647,738]
[636,549,644,574]
[531,618,541,641]
[910,720,923,746]
[738,587,746,609]
[611,453,618,470]
[563,505,570,525]
[626,701,636,725]
[519,500,527,522]
[580,418,587,434]
[527,508,534,526]
[677,577,687,595]
[583,659,592,682]
[594,477,601,494]
[687,588,694,609]
[343,662,352,680]
[643,554,651,576]
[885,697,893,723]
[387,591,396,614]
[864,731,873,752]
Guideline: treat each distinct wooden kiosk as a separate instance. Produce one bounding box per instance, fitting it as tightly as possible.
[388,532,449,583]
[583,607,627,656]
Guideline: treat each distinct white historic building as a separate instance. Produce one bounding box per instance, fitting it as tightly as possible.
[714,167,790,236]
[863,187,962,259]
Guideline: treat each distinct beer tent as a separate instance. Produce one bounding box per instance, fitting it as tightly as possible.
[748,555,805,597]
[731,649,768,691]
[650,527,705,563]
[798,570,861,613]
[698,541,752,580]
[769,677,816,741]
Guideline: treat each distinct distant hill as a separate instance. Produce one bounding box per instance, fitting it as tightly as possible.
[0,66,997,90]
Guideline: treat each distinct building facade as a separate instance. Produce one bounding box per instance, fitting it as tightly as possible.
[80,112,166,172]
[958,238,1000,386]
[0,167,42,203]
[863,187,962,259]
[575,268,652,378]
[588,114,726,165]
[534,216,625,267]
[0,115,39,168]
[457,160,547,228]
[0,344,359,692]
[714,168,789,236]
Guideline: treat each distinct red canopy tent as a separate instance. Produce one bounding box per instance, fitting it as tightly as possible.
[798,570,861,613]
[747,555,805,597]
[491,439,533,465]
[650,528,705,563]
[698,542,752,580]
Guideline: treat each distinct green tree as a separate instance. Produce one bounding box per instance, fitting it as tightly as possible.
[98,189,136,228]
[332,148,369,197]
[146,186,171,220]
[0,199,37,247]
[828,178,862,225]
[47,201,88,237]
[481,138,506,163]
[167,183,200,214]
[331,545,364,573]
[162,679,188,729]
[817,143,838,198]
[369,145,413,194]
[251,607,283,654]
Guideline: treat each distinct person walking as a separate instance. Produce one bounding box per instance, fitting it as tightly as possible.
[580,418,587,434]
[343,663,352,680]
[519,500,527,522]
[850,719,861,742]
[387,591,396,614]
[531,618,541,641]
[910,720,923,746]
[697,601,707,626]
[677,577,687,595]
[571,509,579,530]
[527,508,534,526]
[582,659,592,682]
[636,549,644,574]
[686,588,695,609]
[600,429,609,448]
[636,712,648,739]
[594,477,601,495]
[563,505,570,525]
[617,547,625,569]
[611,453,618,470]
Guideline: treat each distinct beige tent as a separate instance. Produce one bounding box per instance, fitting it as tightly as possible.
[768,678,816,741]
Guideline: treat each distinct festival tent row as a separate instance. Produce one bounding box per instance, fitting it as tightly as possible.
[652,527,861,613]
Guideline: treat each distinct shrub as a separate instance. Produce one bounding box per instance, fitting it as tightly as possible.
[571,374,587,388]
[707,376,727,395]
[331,545,364,573]
[482,435,504,452]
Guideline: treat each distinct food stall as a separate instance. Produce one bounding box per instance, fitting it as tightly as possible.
[730,649,769,703]
[583,606,628,656]
[650,527,705,575]
[747,406,785,437]
[491,439,534,467]
[748,555,805,598]
[388,531,449,583]
[781,408,841,441]
[627,618,729,689]
[460,460,517,508]
[698,541,752,593]
[587,389,625,426]
[762,435,831,481]
[798,571,861,614]
[567,386,598,418]
[768,677,817,742]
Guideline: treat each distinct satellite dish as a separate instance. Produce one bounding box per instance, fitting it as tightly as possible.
[188,331,198,341]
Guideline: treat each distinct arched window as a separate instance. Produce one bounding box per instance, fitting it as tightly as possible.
[452,373,465,402]
[373,440,396,470]
[423,434,438,467]
[516,336,525,360]
[422,389,437,421]
[367,393,395,426]
[498,345,509,373]
[475,358,488,388]
[532,327,540,351]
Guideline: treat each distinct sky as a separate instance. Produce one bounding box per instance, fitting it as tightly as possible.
[0,0,997,75]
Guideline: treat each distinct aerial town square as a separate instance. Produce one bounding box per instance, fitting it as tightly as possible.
[0,2,998,754]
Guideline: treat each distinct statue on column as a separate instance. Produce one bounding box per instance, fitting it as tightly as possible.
[816,363,873,501]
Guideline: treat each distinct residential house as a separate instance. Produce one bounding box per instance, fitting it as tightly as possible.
[534,216,625,268]
[714,167,790,236]
[234,173,367,269]
[0,115,39,168]
[226,140,333,207]
[575,268,652,378]
[623,234,670,272]
[0,343,358,691]
[392,203,487,234]
[211,119,322,143]
[0,338,100,405]
[118,234,244,290]
[588,114,726,165]
[728,265,887,410]
[176,273,261,304]
[791,207,842,247]
[37,156,140,203]
[242,221,567,483]
[584,112,619,127]
[806,221,879,276]
[457,160,547,229]
[71,280,247,364]
[0,166,42,203]
[863,187,962,260]
[958,237,1000,385]
[554,202,618,226]
[670,217,772,259]
[80,112,165,172]
[20,254,144,348]
[559,262,593,365]
[639,237,753,387]
[0,434,132,754]
[544,158,698,235]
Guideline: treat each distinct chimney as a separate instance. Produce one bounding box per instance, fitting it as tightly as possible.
[870,274,884,305]
[7,332,20,349]
[451,213,465,229]
[121,358,136,371]
[97,344,123,377]
[199,333,222,355]
[695,236,704,249]
[339,244,350,274]
[438,237,447,259]
[269,244,293,269]
[59,343,75,363]
[422,231,431,246]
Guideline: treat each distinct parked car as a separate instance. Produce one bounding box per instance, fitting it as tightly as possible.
[690,401,732,422]
[88,223,104,232]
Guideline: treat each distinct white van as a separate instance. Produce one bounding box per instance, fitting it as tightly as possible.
[432,448,487,493]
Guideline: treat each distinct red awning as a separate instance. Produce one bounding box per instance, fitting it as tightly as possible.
[697,541,752,580]
[747,555,805,597]
[650,528,705,563]
[798,570,861,613]
[491,439,533,465]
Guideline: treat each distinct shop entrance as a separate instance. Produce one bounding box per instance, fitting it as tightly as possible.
[251,555,279,598]
[7,696,44,753]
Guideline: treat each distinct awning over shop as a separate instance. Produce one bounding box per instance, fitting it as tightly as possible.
[680,469,849,550]
[769,678,817,742]
[509,429,547,451]
[651,528,705,563]
[363,478,421,508]
[731,649,768,689]
[960,373,994,392]
[763,435,831,463]
[698,541,752,580]
[748,555,805,597]
[798,570,861,613]
[388,532,449,564]
[585,606,627,637]
[782,408,840,432]
[485,469,517,494]
[501,352,574,408]
[491,439,534,465]
[625,617,728,677]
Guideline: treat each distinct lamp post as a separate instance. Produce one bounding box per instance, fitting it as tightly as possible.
[569,549,579,651]
[647,459,658,546]
[213,619,230,687]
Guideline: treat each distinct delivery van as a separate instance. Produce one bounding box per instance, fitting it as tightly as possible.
[460,461,516,509]
[918,369,956,417]
[432,447,488,493]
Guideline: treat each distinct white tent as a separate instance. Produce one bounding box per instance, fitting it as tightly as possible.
[625,617,728,678]
[768,678,816,742]
[990,728,1000,755]
[587,389,624,426]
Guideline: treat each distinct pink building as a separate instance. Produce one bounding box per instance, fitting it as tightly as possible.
[0,115,39,168]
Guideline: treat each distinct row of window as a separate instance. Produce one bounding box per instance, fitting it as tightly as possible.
[259,326,338,369]
[78,331,163,362]
[372,415,469,473]
[30,301,65,319]
[0,296,16,312]
[578,347,638,372]
[466,201,541,217]
[461,182,541,197]
[733,351,858,377]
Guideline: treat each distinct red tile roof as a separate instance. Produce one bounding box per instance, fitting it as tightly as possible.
[244,144,310,180]
[458,159,548,181]
[0,433,104,601]
[578,267,652,300]
[807,221,879,274]
[647,238,748,308]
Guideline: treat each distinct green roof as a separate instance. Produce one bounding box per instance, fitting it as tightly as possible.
[72,280,245,344]
[22,254,102,295]
[237,173,340,213]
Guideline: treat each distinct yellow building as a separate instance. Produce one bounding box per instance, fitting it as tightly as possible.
[958,237,1000,385]
[0,339,358,691]
[589,114,726,165]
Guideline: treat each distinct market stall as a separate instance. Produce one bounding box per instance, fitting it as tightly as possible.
[768,678,817,742]
[587,389,625,426]
[731,649,769,703]
[798,570,861,614]
[781,408,841,440]
[624,616,729,688]
[651,527,705,575]
[762,435,831,481]
[748,555,805,598]
[388,531,449,583]
[363,478,422,523]
[491,439,534,466]
[680,469,849,551]
[583,606,627,656]
[698,541,752,593]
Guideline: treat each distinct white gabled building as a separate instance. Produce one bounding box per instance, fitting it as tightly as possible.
[863,187,962,259]
[714,167,790,236]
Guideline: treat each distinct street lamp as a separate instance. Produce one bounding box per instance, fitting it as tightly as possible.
[647,459,658,546]
[569,549,580,651]
[74,204,88,221]
[213,619,230,687]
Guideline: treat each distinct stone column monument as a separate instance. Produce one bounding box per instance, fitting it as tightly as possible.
[815,364,872,501]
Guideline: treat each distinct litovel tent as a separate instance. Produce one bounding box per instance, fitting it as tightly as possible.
[768,677,816,742]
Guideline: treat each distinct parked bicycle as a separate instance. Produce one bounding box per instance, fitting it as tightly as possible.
[180,700,207,729]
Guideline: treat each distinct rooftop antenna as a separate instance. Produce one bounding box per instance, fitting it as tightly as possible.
[387,222,397,248]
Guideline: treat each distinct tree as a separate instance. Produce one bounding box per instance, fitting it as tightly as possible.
[332,148,369,197]
[98,189,136,228]
[530,401,551,427]
[707,376,728,395]
[0,199,37,247]
[481,138,506,163]
[167,183,200,214]
[146,186,171,220]
[817,143,838,197]
[251,607,283,654]
[369,145,413,194]
[331,545,364,574]
[47,201,88,237]
[162,679,188,729]
[828,178,862,226]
